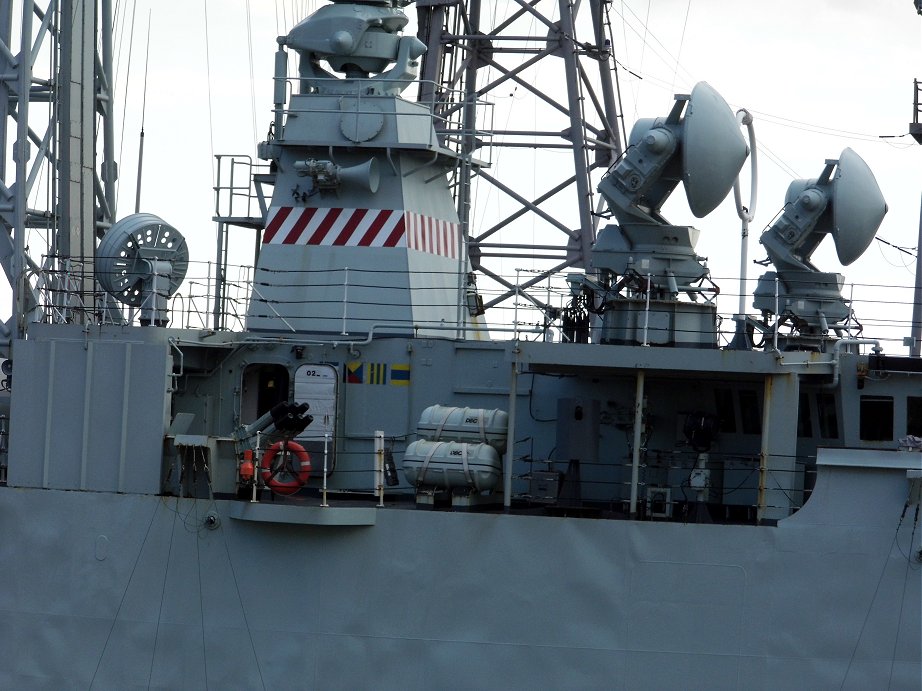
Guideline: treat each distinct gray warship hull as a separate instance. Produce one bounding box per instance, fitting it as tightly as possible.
[0,323,919,689]
[1,450,917,690]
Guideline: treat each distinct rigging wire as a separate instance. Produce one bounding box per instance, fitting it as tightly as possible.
[88,500,162,688]
[613,0,697,93]
[115,0,138,213]
[220,515,268,690]
[194,496,209,686]
[636,0,652,121]
[112,0,132,101]
[839,504,912,690]
[246,0,259,157]
[746,108,901,144]
[670,0,691,96]
[876,235,918,259]
[146,499,178,689]
[755,141,801,180]
[887,505,920,688]
[203,1,217,181]
[876,235,917,274]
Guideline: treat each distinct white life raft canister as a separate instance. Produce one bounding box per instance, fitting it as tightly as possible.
[402,440,501,491]
[416,405,508,453]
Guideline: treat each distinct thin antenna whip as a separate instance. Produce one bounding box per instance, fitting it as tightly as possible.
[134,10,151,214]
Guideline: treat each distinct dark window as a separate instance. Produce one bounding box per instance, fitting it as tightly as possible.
[860,396,893,442]
[816,393,839,439]
[907,397,922,437]
[714,389,736,433]
[739,390,761,434]
[797,392,813,438]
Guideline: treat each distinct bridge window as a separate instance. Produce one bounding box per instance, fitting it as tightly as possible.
[859,396,893,442]
[797,392,813,438]
[816,393,838,439]
[739,390,761,435]
[907,396,922,437]
[714,389,736,433]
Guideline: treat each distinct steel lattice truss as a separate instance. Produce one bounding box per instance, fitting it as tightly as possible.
[0,0,116,341]
[416,0,624,324]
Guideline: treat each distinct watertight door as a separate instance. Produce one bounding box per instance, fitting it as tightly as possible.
[293,364,338,471]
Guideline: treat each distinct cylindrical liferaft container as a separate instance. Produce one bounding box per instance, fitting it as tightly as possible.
[416,405,509,453]
[402,440,501,491]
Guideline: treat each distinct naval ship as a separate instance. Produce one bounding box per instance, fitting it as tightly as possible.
[0,0,919,688]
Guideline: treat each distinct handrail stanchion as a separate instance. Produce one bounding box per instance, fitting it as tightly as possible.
[642,274,651,346]
[321,433,329,507]
[375,431,385,507]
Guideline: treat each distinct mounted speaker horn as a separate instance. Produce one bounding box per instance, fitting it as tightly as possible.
[293,158,380,194]
[339,159,380,194]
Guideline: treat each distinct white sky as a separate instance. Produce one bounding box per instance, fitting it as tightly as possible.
[10,0,922,346]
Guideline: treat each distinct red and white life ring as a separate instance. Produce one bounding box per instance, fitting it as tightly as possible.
[260,441,311,495]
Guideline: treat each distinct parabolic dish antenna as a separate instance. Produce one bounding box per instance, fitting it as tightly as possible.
[829,147,888,265]
[682,82,750,218]
[596,81,748,227]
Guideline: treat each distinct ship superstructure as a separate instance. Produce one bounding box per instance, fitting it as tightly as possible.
[246,0,477,336]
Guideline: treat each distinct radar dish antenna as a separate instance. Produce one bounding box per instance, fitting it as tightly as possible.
[830,147,888,265]
[283,1,426,97]
[583,82,749,347]
[760,147,886,273]
[96,213,189,327]
[753,148,887,349]
[683,83,751,218]
[597,82,748,226]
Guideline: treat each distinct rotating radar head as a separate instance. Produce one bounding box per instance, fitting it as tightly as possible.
[597,82,749,226]
[760,148,888,273]
[283,0,426,95]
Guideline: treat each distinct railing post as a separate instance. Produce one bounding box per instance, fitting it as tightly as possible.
[321,433,329,507]
[375,431,385,507]
[341,267,349,335]
[641,273,651,346]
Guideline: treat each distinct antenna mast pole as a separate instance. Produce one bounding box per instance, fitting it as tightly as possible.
[910,75,922,356]
[135,12,152,214]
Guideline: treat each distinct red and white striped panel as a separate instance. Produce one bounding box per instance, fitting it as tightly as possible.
[404,211,460,260]
[263,207,406,248]
[263,207,460,259]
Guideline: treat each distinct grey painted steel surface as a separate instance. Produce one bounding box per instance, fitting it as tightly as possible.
[0,451,917,689]
[8,335,170,493]
[0,3,919,690]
